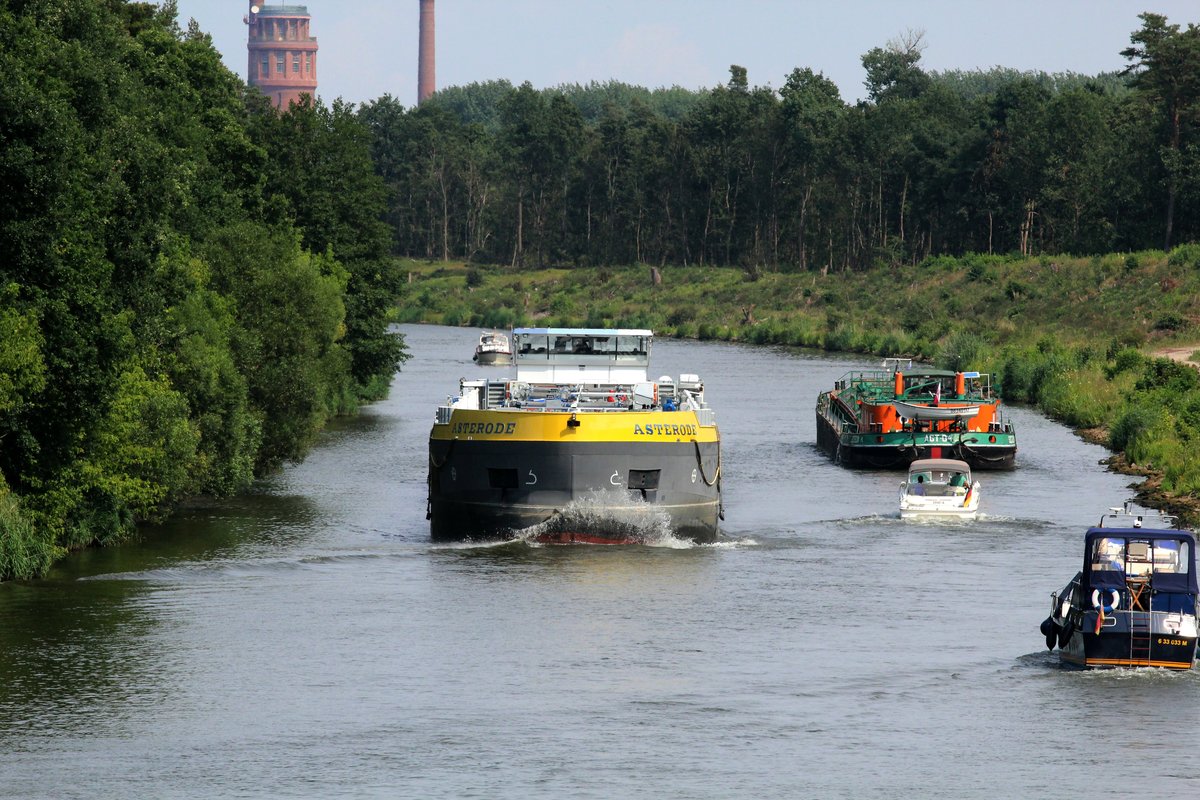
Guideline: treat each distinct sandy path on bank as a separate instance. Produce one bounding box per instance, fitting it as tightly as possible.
[1153,345,1200,368]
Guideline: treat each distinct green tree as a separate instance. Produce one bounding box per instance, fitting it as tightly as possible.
[250,95,408,396]
[1121,12,1200,249]
[780,67,846,271]
[203,223,349,471]
[498,84,585,266]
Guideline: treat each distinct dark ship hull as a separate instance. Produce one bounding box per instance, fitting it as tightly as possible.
[815,410,1017,470]
[429,412,721,544]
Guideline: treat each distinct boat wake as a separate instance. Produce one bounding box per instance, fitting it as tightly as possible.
[516,490,686,547]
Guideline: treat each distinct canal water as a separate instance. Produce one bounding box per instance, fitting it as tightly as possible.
[1,324,1197,799]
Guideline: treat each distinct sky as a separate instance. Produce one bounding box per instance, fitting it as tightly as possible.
[174,1,1200,107]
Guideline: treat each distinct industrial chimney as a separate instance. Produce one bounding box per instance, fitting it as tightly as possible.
[418,0,435,103]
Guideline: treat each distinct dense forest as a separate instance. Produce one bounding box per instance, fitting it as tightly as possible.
[0,0,407,578]
[363,14,1200,269]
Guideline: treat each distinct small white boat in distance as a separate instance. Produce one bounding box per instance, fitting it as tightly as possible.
[899,458,980,520]
[473,330,513,365]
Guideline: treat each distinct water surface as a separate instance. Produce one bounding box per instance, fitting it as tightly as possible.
[2,324,1196,799]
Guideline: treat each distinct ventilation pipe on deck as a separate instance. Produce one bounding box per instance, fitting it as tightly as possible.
[894,371,904,397]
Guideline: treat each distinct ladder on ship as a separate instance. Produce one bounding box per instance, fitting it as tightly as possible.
[1130,611,1152,666]
[485,381,507,409]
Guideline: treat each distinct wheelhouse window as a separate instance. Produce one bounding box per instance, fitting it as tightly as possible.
[515,332,648,363]
[1091,537,1125,572]
[550,335,610,357]
[588,336,616,355]
[515,334,549,356]
[1090,537,1190,575]
[615,335,648,360]
[1149,538,1187,574]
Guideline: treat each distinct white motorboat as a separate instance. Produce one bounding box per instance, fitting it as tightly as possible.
[473,330,513,365]
[898,458,980,520]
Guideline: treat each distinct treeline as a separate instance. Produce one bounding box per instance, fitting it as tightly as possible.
[0,1,407,578]
[363,13,1200,269]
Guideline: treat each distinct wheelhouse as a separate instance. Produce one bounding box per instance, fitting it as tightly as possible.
[513,327,652,384]
[1083,528,1199,612]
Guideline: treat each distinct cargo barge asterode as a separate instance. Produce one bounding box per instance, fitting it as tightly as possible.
[428,328,722,543]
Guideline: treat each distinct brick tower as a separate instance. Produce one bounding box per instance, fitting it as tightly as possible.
[418,0,435,103]
[246,3,318,109]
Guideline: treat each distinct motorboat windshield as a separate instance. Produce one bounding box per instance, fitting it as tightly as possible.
[905,458,972,491]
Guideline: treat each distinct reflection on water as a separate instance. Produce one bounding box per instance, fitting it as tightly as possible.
[2,325,1196,799]
[0,578,162,739]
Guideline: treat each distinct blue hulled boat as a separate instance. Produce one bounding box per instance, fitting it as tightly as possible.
[1041,504,1198,669]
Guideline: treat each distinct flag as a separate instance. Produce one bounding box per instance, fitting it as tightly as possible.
[933,382,941,405]
[1094,605,1105,634]
[963,485,972,507]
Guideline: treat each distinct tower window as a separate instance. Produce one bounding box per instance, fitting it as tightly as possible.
[293,54,300,73]
[306,53,312,74]
[276,53,285,74]
[260,57,269,78]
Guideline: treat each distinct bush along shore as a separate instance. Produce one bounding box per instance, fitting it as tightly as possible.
[395,248,1200,523]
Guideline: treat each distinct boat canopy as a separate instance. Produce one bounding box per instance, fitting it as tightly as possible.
[907,458,971,476]
[1083,527,1198,596]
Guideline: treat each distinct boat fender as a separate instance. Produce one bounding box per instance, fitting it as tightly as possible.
[1091,588,1119,613]
[1057,622,1074,649]
[1040,617,1056,649]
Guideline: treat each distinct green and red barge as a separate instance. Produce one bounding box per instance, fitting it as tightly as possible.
[815,359,1016,470]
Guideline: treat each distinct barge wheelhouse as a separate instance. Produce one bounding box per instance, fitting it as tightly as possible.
[815,359,1016,470]
[428,328,722,543]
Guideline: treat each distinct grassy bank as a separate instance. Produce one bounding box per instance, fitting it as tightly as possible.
[394,249,1200,522]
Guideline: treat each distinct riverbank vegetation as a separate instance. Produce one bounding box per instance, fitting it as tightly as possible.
[0,2,407,579]
[394,247,1200,521]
